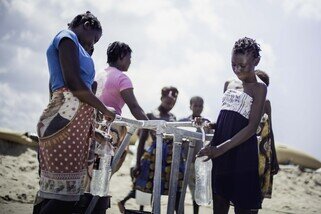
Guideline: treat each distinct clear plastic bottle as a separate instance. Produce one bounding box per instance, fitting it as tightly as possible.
[90,137,113,197]
[194,155,212,205]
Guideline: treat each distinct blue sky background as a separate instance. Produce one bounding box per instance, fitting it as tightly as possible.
[0,0,320,160]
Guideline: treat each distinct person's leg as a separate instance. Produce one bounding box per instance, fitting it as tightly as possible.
[74,193,111,214]
[121,189,136,203]
[192,200,199,214]
[118,189,136,213]
[39,199,76,214]
[94,196,111,214]
[32,192,44,214]
[213,194,230,214]
[33,203,42,214]
[234,207,258,214]
[188,163,199,214]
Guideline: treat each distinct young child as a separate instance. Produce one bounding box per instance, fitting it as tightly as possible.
[95,41,148,213]
[118,86,180,213]
[96,41,148,120]
[96,41,149,172]
[197,37,267,213]
[254,70,279,200]
[117,130,145,213]
[134,86,184,212]
[179,96,211,214]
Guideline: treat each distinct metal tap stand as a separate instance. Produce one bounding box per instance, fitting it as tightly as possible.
[177,140,196,214]
[89,115,213,214]
[166,135,182,214]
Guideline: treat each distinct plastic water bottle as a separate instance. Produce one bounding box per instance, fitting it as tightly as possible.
[194,155,212,205]
[90,137,113,197]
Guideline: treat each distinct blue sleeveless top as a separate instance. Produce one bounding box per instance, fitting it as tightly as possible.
[46,29,95,91]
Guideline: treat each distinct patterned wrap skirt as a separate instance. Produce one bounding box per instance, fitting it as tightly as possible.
[37,88,94,201]
[135,136,187,195]
[257,113,274,199]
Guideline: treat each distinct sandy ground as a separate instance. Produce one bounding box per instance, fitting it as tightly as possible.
[1,140,321,214]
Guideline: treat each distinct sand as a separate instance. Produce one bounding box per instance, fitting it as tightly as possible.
[1,140,321,214]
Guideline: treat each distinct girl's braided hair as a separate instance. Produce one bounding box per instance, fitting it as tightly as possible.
[107,41,132,64]
[233,37,261,58]
[68,11,102,31]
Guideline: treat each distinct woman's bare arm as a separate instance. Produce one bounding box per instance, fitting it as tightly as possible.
[58,38,115,120]
[121,88,148,120]
[198,83,267,160]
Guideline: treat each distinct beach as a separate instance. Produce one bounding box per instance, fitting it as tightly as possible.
[0,140,321,214]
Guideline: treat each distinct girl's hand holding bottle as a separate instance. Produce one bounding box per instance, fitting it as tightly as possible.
[196,142,228,161]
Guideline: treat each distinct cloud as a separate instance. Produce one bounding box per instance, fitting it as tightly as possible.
[0,83,47,132]
[0,44,48,91]
[111,0,170,17]
[188,0,223,35]
[122,47,226,121]
[146,8,188,45]
[0,68,7,74]
[256,39,277,75]
[8,0,38,17]
[280,0,321,21]
[0,0,320,160]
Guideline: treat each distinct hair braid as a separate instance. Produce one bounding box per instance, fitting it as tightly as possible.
[233,37,261,58]
[68,11,102,31]
[107,41,132,64]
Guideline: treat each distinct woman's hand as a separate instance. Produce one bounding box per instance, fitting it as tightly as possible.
[103,107,116,122]
[196,145,226,161]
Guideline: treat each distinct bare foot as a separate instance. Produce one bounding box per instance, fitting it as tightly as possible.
[118,201,125,213]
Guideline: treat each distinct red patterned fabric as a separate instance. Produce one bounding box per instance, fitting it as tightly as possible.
[37,88,94,201]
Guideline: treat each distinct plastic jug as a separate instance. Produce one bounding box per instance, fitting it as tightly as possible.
[194,155,212,205]
[194,126,212,206]
[90,137,113,197]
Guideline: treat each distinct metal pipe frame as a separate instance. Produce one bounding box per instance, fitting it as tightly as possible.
[111,126,137,172]
[97,115,212,214]
[152,127,163,214]
[178,140,196,214]
[167,135,182,214]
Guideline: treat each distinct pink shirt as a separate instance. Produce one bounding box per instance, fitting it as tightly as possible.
[96,66,133,115]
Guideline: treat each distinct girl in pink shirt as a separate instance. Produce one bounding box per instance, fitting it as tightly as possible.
[96,41,148,120]
[96,42,148,212]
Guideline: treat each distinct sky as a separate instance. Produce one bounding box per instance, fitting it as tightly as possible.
[0,0,320,160]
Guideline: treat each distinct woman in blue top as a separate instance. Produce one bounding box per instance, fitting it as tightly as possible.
[34,11,115,214]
